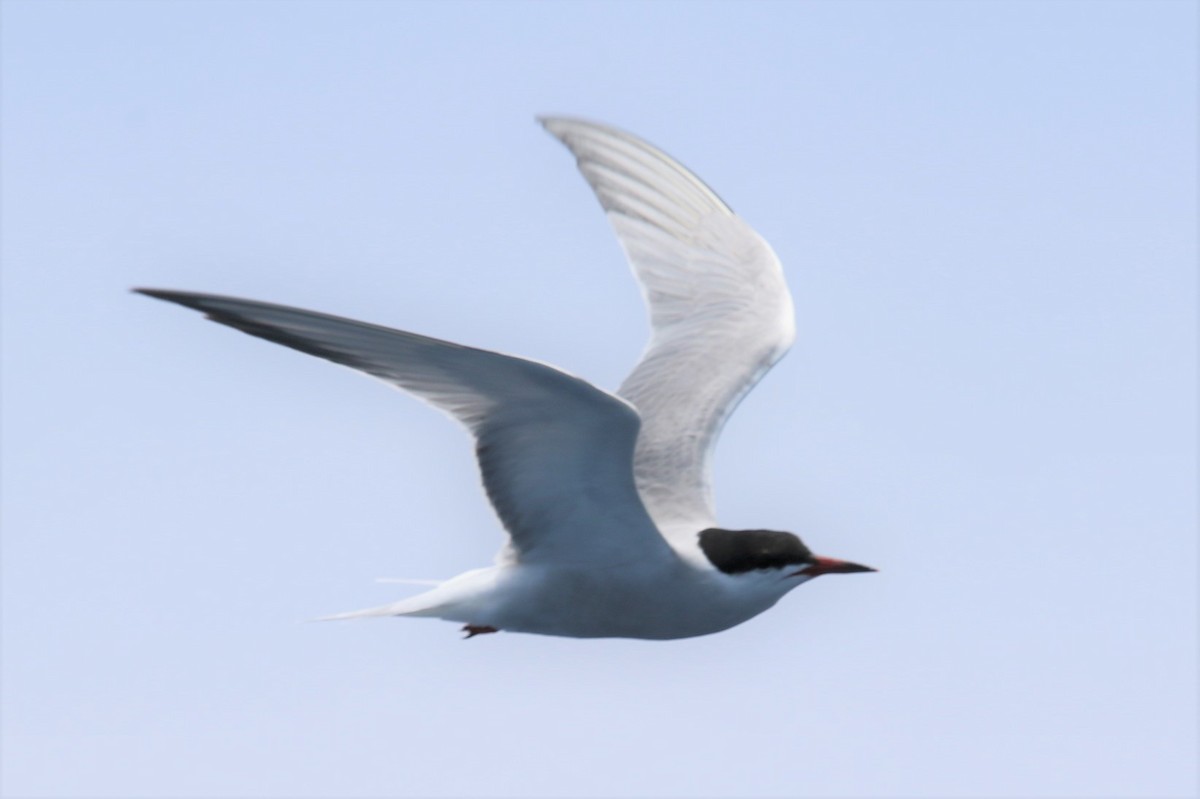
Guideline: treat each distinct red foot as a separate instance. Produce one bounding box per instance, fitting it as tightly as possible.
[462,624,499,639]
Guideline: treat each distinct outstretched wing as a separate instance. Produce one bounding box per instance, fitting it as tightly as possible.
[135,289,674,567]
[540,118,795,536]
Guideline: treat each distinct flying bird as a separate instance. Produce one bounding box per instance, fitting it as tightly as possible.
[136,117,875,640]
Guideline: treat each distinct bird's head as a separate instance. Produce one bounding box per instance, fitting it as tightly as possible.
[697,528,875,592]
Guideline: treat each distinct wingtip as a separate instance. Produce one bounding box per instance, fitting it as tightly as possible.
[131,287,211,312]
[536,113,571,127]
[132,287,184,306]
[537,114,616,141]
[132,287,182,301]
[536,114,570,138]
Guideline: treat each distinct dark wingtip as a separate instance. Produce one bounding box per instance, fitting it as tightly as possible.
[131,288,213,313]
[132,287,182,302]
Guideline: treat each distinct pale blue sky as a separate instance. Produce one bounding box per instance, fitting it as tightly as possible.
[2,1,1196,797]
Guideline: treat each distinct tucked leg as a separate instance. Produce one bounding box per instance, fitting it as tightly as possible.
[462,624,499,639]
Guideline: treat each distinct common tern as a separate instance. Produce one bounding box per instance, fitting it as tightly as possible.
[137,117,875,640]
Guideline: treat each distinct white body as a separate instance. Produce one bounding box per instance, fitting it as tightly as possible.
[359,559,811,640]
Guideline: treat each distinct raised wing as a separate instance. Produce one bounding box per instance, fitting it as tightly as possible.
[540,118,795,536]
[135,289,674,567]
